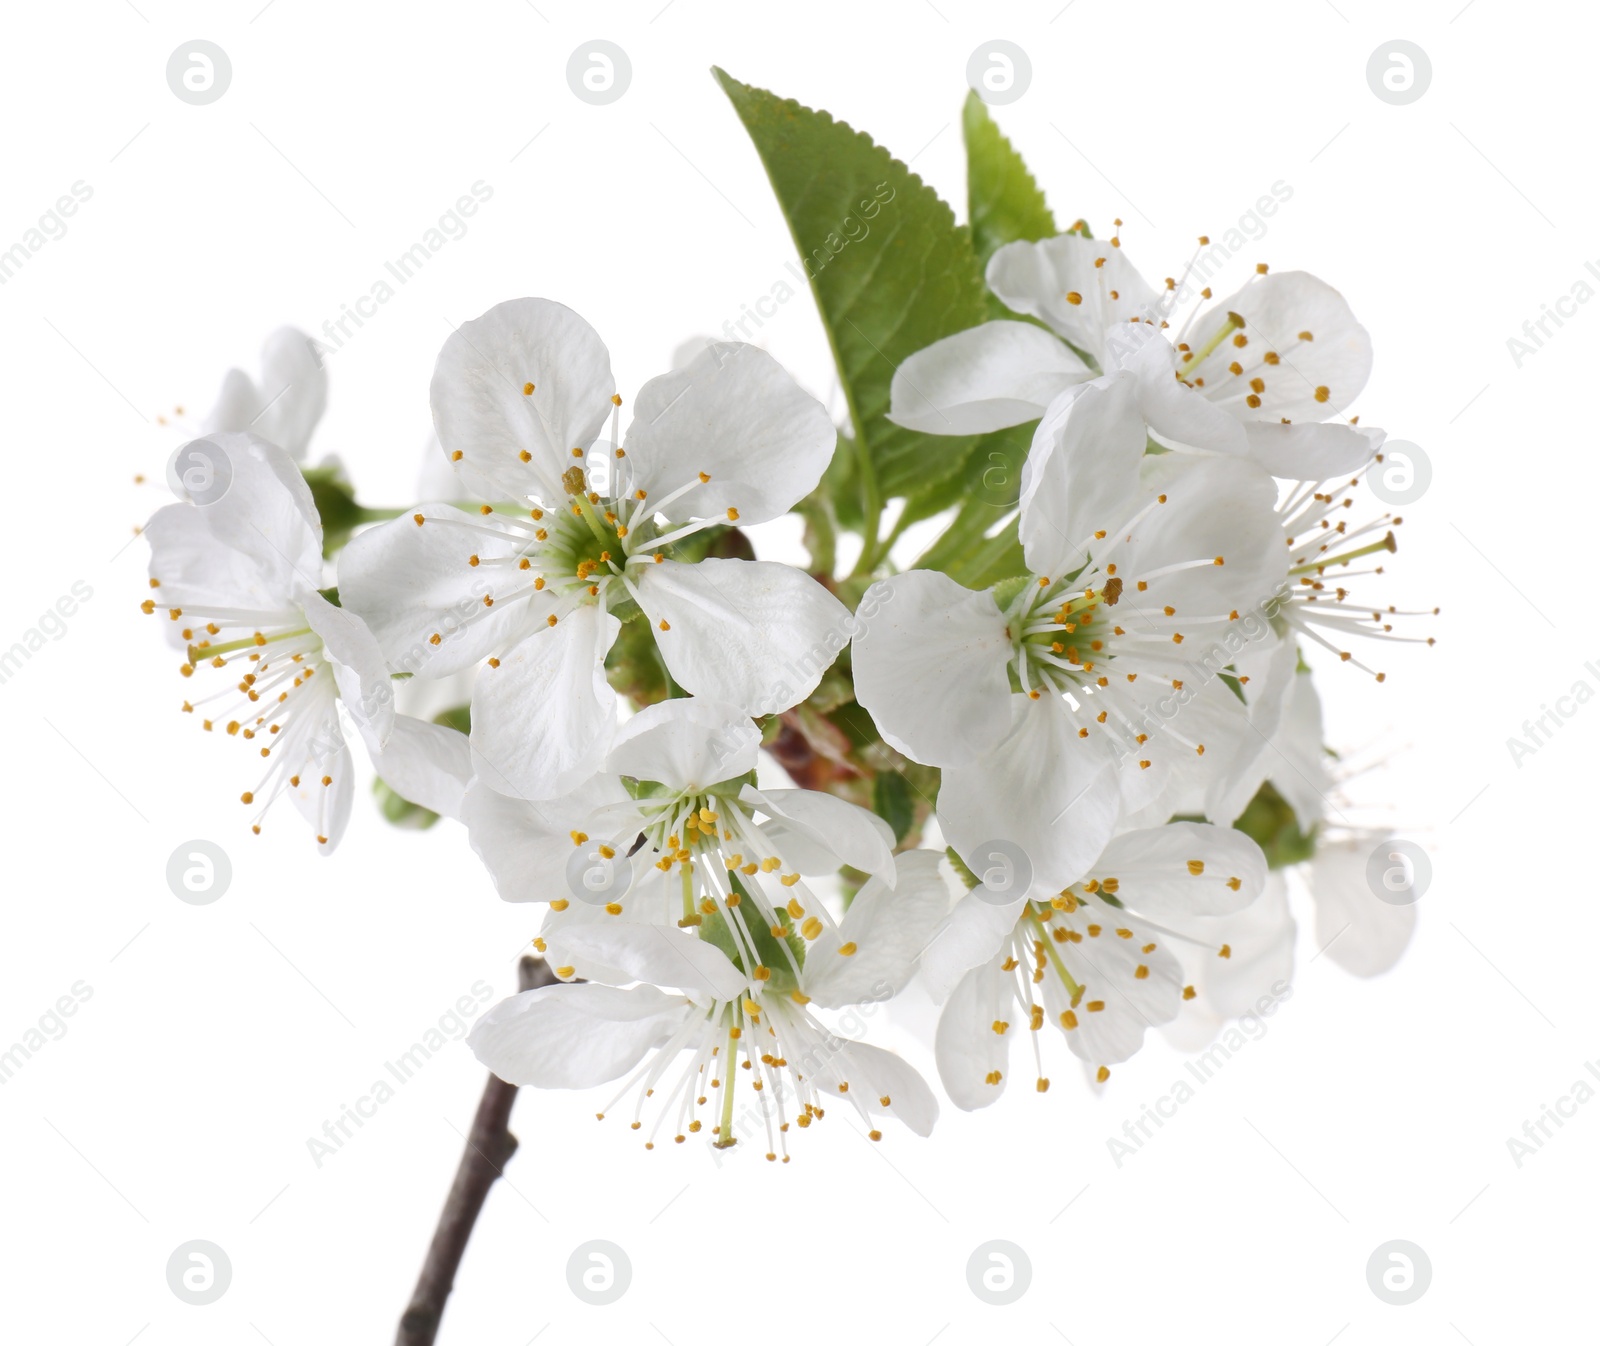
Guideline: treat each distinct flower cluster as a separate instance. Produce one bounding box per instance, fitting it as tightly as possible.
[139,88,1430,1160]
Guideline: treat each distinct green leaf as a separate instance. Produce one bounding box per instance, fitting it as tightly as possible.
[714,68,990,535]
[892,417,1027,534]
[871,770,914,845]
[963,91,1056,274]
[372,703,470,830]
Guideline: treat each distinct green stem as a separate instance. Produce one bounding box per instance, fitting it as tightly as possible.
[573,493,613,548]
[1290,532,1396,575]
[1028,910,1082,998]
[716,1015,739,1148]
[1177,311,1243,377]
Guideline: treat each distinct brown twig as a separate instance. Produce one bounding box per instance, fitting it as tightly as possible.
[395,955,555,1345]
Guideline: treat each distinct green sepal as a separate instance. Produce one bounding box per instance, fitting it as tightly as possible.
[1230,782,1318,869]
[698,871,807,994]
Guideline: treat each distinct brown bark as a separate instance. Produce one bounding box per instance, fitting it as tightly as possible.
[395,955,555,1345]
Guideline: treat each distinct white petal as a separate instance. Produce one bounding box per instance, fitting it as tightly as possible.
[1114,670,1274,831]
[1311,837,1418,977]
[621,342,834,526]
[1197,635,1301,826]
[202,327,327,461]
[414,429,465,501]
[1266,671,1333,831]
[144,499,293,642]
[633,558,850,715]
[1055,914,1184,1064]
[301,590,395,751]
[467,983,692,1088]
[285,717,355,853]
[461,774,631,903]
[546,924,747,1001]
[1132,336,1249,456]
[803,851,955,1007]
[469,606,621,800]
[934,959,1013,1111]
[202,368,258,445]
[161,433,323,596]
[338,506,551,676]
[817,1040,939,1137]
[605,697,758,790]
[986,235,1160,368]
[917,887,1026,1005]
[849,569,1012,769]
[1186,272,1371,422]
[1091,822,1266,920]
[1243,422,1382,480]
[1018,374,1148,577]
[1172,872,1297,1022]
[888,321,1089,434]
[432,298,615,504]
[371,716,473,820]
[742,785,895,882]
[939,695,1121,892]
[1119,451,1284,619]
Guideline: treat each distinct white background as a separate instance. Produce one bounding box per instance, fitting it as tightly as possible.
[0,1,1588,1342]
